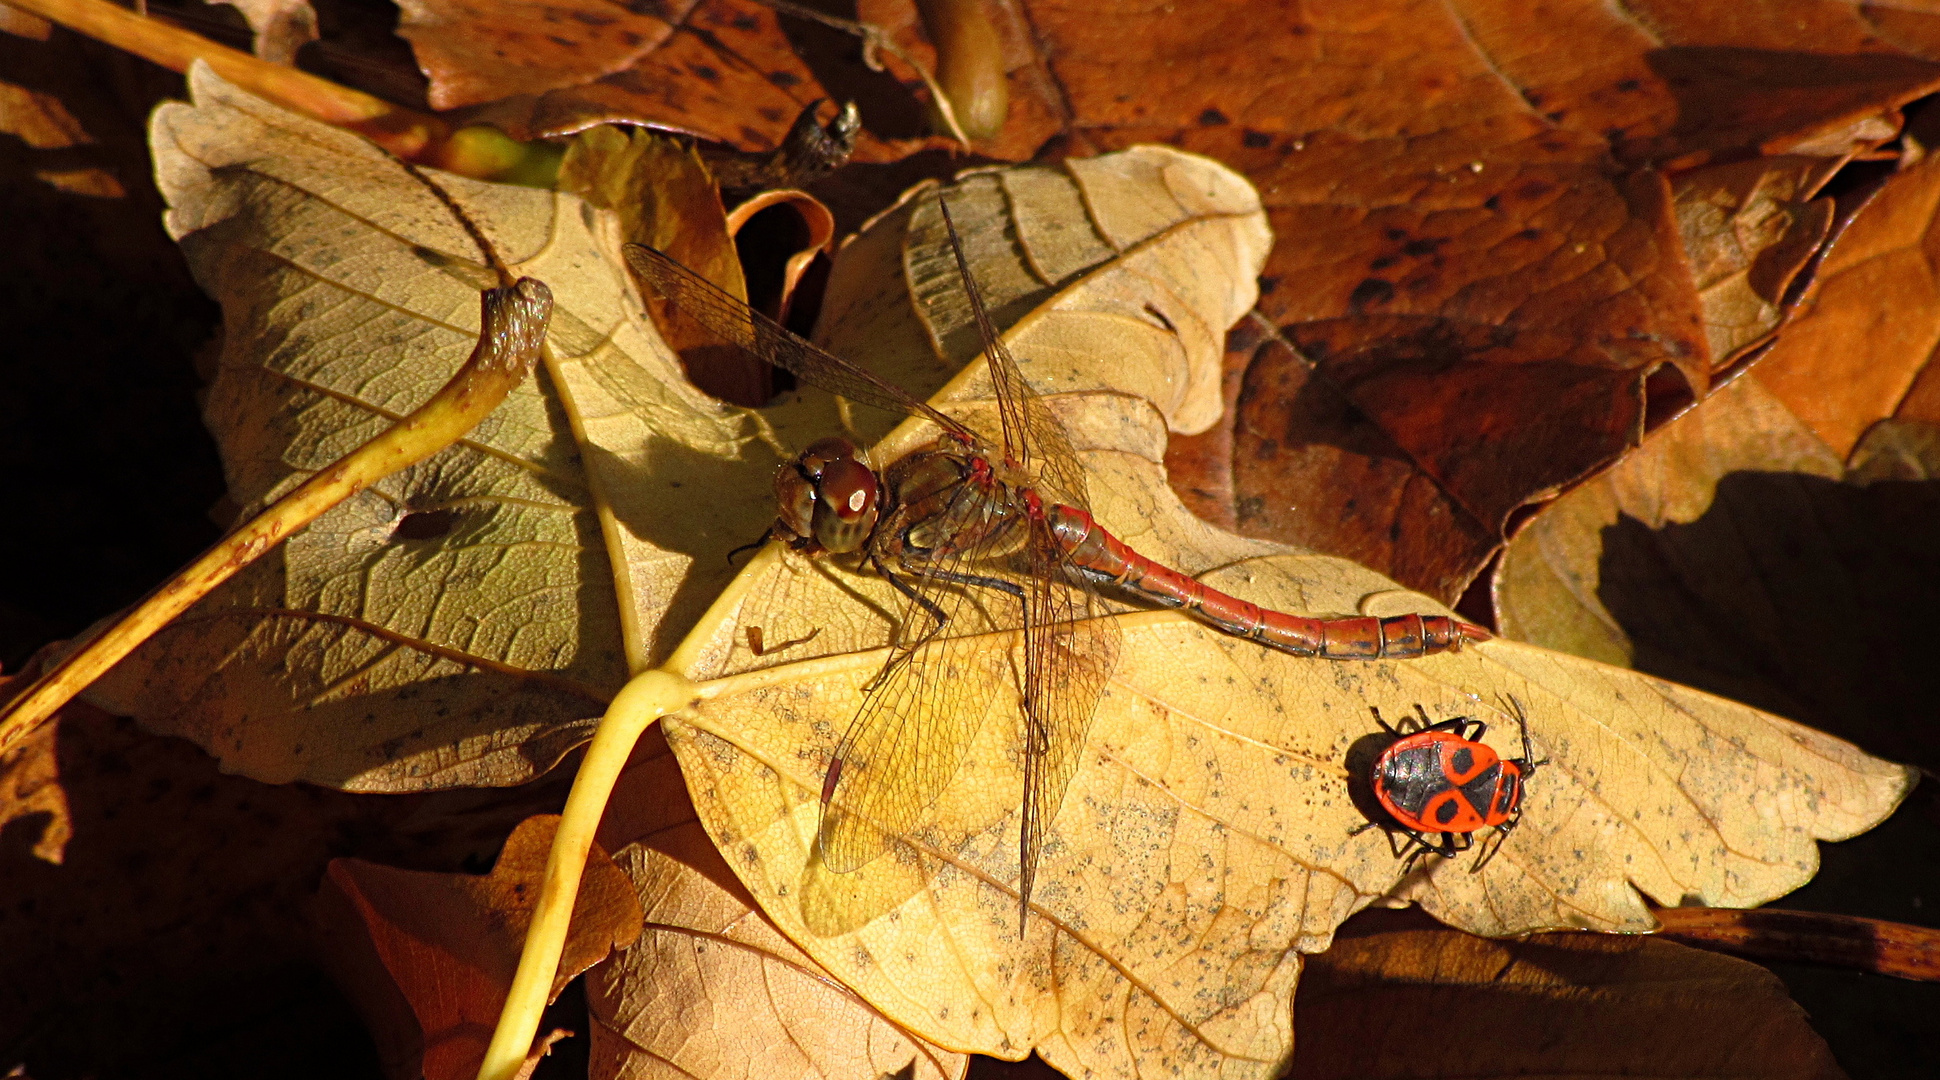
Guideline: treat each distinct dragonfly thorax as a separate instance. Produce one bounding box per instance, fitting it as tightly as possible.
[773,437,881,555]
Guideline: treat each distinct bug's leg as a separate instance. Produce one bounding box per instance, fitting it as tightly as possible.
[1385,828,1414,860]
[1412,703,1434,731]
[1370,706,1402,737]
[1399,836,1430,876]
[1472,808,1523,873]
[874,556,953,643]
[1470,829,1505,873]
[1348,820,1379,838]
[725,528,775,565]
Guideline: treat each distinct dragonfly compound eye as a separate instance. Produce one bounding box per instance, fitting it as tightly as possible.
[811,456,880,554]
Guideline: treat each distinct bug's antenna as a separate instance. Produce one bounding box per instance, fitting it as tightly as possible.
[1503,695,1548,771]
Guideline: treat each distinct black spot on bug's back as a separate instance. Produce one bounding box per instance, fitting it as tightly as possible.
[1463,769,1505,821]
[1450,746,1474,775]
[1434,798,1461,825]
[1199,107,1230,126]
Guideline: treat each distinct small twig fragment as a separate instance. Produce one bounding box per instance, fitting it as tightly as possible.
[1654,906,1940,982]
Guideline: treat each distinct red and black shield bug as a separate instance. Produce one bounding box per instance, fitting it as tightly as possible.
[1347,700,1543,873]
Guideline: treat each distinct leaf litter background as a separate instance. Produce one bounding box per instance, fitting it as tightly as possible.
[2,1,1939,1078]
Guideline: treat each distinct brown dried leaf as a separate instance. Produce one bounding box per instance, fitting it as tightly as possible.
[1756,149,1940,458]
[587,735,967,1080]
[1673,154,1839,367]
[317,814,643,1080]
[394,0,678,109]
[1288,909,1843,1080]
[0,76,90,147]
[454,0,950,165]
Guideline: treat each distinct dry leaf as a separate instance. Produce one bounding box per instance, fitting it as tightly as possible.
[0,77,89,147]
[587,736,967,1080]
[431,0,954,165]
[1493,372,1843,674]
[1755,147,1940,458]
[317,815,643,1080]
[1673,154,1840,367]
[666,615,1906,1079]
[640,157,1909,1079]
[0,72,125,197]
[92,65,775,789]
[1288,908,1843,1080]
[395,0,680,111]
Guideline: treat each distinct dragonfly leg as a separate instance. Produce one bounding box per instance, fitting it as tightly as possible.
[869,555,1027,645]
[724,528,773,565]
[871,554,953,652]
[915,567,1027,601]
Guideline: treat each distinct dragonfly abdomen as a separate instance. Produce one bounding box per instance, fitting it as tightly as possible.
[1043,505,1489,659]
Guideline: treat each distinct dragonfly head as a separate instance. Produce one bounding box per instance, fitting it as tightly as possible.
[774,437,881,555]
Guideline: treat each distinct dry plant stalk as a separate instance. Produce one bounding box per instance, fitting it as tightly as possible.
[4,0,449,156]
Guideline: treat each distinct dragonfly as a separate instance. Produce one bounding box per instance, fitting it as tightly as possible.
[625,195,1489,921]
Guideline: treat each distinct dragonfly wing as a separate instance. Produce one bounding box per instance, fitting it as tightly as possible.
[1016,524,1121,911]
[624,243,970,437]
[931,197,1093,514]
[816,549,1021,874]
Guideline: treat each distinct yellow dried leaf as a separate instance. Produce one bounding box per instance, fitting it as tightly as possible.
[95,65,783,789]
